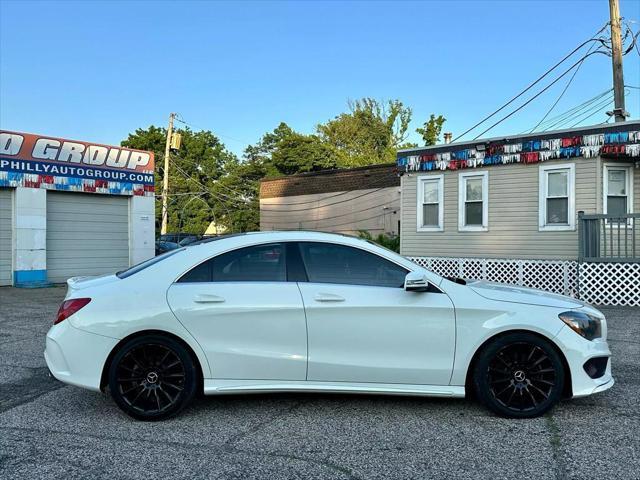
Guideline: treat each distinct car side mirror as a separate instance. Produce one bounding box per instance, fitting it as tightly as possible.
[404,272,430,292]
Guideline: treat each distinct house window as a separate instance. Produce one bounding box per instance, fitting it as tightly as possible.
[539,163,575,231]
[416,175,443,232]
[458,171,488,232]
[603,164,633,219]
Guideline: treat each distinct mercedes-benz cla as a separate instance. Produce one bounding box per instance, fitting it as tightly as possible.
[45,231,613,420]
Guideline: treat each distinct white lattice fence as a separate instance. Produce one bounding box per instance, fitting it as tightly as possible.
[409,257,578,297]
[578,263,640,307]
[409,256,640,306]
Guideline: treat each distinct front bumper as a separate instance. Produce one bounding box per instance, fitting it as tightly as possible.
[554,325,614,398]
[45,320,119,392]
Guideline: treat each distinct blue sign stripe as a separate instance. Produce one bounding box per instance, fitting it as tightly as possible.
[0,157,154,185]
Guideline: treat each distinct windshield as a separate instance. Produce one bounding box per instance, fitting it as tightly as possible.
[116,248,185,279]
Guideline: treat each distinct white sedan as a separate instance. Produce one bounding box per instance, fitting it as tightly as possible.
[45,231,613,420]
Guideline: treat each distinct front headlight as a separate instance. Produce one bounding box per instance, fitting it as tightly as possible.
[558,311,602,340]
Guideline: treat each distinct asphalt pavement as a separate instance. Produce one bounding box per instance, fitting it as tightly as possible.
[0,286,638,479]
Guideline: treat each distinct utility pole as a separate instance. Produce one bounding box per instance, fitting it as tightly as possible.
[609,0,628,122]
[161,112,175,235]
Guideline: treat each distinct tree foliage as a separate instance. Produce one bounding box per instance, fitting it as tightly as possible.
[121,126,248,233]
[123,99,444,236]
[317,98,415,167]
[416,114,446,146]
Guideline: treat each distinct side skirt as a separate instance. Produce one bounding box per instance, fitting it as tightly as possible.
[203,379,466,398]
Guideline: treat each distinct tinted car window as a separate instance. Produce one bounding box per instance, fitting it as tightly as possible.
[298,242,408,288]
[178,243,286,283]
[117,248,185,279]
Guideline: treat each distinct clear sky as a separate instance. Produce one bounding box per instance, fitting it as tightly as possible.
[1,0,639,156]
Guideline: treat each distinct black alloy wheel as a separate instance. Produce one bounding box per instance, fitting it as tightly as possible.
[473,332,565,418]
[108,335,197,421]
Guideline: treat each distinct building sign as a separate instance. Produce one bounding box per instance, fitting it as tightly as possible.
[0,130,155,196]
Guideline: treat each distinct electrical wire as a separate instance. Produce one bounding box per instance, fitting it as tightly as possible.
[260,172,399,206]
[293,211,394,230]
[170,158,251,207]
[550,97,613,130]
[568,99,615,128]
[259,185,393,213]
[166,153,252,202]
[563,87,630,129]
[550,94,616,130]
[541,92,615,131]
[451,23,609,143]
[534,88,612,131]
[471,49,607,140]
[262,201,398,225]
[527,38,602,133]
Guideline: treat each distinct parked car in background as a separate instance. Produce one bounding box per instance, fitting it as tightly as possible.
[46,231,613,421]
[155,234,217,255]
[155,240,180,256]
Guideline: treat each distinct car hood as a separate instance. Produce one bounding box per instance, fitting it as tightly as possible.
[467,280,584,309]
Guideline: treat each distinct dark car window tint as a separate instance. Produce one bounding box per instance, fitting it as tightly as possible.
[178,243,286,283]
[298,242,407,288]
[117,248,185,279]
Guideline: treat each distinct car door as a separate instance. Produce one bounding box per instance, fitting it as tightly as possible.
[296,242,456,386]
[167,242,307,380]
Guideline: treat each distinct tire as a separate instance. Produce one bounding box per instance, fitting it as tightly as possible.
[473,332,565,419]
[108,334,198,421]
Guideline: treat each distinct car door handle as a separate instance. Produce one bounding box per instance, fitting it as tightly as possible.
[314,293,345,302]
[193,294,225,303]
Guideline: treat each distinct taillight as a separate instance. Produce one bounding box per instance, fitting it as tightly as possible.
[55,298,91,325]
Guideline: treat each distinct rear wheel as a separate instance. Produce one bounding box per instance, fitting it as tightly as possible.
[108,335,197,421]
[473,332,565,418]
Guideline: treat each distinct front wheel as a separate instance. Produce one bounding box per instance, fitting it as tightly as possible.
[473,332,565,418]
[108,335,197,421]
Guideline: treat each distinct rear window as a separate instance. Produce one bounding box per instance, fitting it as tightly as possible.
[116,248,185,279]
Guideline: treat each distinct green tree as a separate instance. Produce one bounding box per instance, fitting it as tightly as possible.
[121,126,244,234]
[416,114,446,146]
[270,133,339,175]
[316,98,415,167]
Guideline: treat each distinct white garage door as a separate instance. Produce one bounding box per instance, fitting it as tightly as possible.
[46,192,130,283]
[0,189,12,286]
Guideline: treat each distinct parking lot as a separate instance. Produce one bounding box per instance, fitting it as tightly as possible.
[0,286,638,480]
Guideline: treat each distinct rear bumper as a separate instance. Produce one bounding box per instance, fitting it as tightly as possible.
[45,320,119,392]
[554,325,614,398]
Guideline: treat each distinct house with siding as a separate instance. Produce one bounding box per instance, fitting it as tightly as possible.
[260,164,400,236]
[396,121,640,306]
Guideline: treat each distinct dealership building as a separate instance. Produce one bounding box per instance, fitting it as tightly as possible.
[0,130,155,287]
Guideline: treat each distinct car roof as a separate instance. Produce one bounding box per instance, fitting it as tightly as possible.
[191,230,361,245]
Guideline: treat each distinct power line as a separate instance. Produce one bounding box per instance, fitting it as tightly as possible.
[260,172,398,206]
[167,153,256,203]
[299,211,393,230]
[568,99,615,128]
[471,49,607,140]
[527,38,602,134]
[260,185,392,213]
[541,86,628,131]
[262,201,398,225]
[169,158,251,207]
[452,23,609,143]
[534,88,612,131]
[541,91,614,131]
[550,94,616,130]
